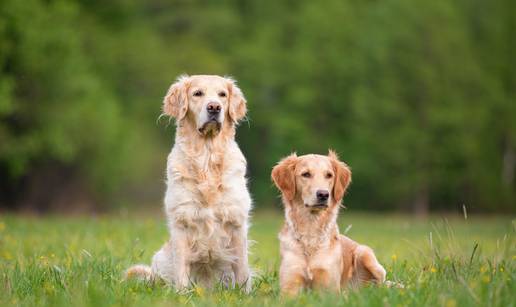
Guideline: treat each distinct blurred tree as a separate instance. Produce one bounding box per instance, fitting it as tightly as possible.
[0,0,161,210]
[459,0,516,210]
[0,0,513,212]
[347,0,494,215]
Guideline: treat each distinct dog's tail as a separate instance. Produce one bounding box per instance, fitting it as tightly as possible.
[125,264,153,281]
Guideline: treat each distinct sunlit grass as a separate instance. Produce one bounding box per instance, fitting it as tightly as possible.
[0,210,514,306]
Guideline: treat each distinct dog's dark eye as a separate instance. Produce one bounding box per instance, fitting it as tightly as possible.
[326,172,333,179]
[218,92,227,98]
[193,90,204,97]
[301,172,311,178]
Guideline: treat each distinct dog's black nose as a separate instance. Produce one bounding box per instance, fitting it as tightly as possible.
[207,102,221,115]
[316,190,329,202]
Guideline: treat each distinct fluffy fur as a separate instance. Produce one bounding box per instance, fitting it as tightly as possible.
[272,151,387,296]
[126,75,252,292]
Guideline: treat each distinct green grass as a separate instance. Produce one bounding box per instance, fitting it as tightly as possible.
[0,210,514,306]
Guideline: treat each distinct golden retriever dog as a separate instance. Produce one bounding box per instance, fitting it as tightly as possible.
[271,151,386,296]
[126,75,252,292]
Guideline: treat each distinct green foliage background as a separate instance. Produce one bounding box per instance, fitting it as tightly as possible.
[0,0,514,212]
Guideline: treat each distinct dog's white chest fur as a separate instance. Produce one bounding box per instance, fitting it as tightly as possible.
[170,205,236,265]
[157,141,251,285]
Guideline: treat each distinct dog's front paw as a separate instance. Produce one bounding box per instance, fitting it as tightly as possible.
[173,274,191,293]
[384,280,405,288]
[241,276,252,294]
[236,271,252,293]
[219,270,236,288]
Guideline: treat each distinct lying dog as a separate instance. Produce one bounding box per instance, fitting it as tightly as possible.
[127,75,252,291]
[271,151,386,296]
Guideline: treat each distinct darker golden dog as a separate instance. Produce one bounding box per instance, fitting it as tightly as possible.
[272,151,387,296]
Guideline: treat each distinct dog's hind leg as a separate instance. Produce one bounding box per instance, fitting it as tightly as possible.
[354,245,386,285]
[150,241,174,284]
[151,239,191,290]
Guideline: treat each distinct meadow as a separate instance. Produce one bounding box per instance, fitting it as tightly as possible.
[0,210,514,306]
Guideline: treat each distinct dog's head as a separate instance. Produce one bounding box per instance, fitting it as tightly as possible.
[163,75,247,136]
[271,151,351,212]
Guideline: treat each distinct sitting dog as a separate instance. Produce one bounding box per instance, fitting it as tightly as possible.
[271,151,386,296]
[126,75,252,291]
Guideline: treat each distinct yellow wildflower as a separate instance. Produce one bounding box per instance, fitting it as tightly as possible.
[39,256,49,266]
[446,299,457,307]
[259,282,273,294]
[43,281,55,295]
[194,285,204,297]
[2,251,12,260]
[482,275,490,284]
[391,254,398,261]
[430,267,437,273]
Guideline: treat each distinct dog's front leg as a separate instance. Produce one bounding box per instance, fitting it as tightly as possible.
[230,226,252,293]
[279,252,307,296]
[171,228,191,291]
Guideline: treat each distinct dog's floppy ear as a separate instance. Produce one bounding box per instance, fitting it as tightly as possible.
[226,77,247,123]
[328,150,351,202]
[271,153,298,201]
[163,75,189,120]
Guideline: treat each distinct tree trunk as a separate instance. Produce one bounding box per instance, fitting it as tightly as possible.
[502,139,515,186]
[413,183,429,217]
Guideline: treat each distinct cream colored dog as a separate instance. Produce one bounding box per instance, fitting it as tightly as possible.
[272,151,386,296]
[126,75,252,291]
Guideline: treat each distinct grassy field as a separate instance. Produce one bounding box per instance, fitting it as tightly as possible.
[0,210,514,306]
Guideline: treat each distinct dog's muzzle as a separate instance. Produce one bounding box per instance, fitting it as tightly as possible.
[199,117,222,135]
[305,203,329,210]
[198,101,223,135]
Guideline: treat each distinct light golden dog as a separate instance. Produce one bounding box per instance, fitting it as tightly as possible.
[126,75,252,291]
[272,151,386,296]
